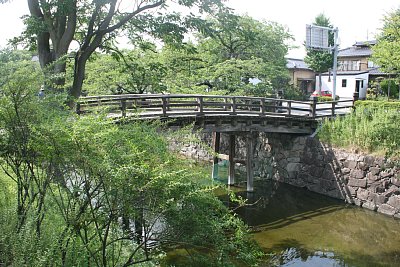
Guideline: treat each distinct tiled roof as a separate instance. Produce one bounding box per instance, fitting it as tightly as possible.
[368,67,388,75]
[338,40,376,58]
[338,46,373,57]
[286,58,311,70]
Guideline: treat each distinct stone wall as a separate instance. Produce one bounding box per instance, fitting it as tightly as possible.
[169,132,400,218]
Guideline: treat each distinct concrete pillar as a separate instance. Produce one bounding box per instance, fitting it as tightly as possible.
[212,132,220,180]
[246,134,254,192]
[228,134,235,185]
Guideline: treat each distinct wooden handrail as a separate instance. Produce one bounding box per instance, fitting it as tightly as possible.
[77,94,355,120]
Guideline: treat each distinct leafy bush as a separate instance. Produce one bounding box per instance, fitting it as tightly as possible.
[318,105,400,157]
[0,63,262,266]
[355,100,400,110]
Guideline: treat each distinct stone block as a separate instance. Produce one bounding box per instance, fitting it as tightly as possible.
[322,168,335,180]
[362,201,377,211]
[391,177,400,187]
[364,155,376,167]
[370,167,380,176]
[310,167,324,178]
[377,204,396,216]
[357,155,365,162]
[350,169,366,179]
[353,198,362,207]
[342,168,351,175]
[369,182,385,193]
[287,157,301,163]
[348,178,367,188]
[344,160,357,169]
[358,161,369,171]
[367,173,380,183]
[369,193,386,205]
[381,172,393,178]
[344,185,357,197]
[357,189,369,201]
[387,195,400,209]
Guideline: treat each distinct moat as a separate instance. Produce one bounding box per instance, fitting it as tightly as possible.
[217,166,400,267]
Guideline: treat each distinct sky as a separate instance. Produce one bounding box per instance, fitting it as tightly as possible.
[0,0,398,58]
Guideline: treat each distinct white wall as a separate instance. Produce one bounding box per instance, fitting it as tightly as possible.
[318,73,369,99]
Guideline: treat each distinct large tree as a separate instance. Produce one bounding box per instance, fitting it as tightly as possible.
[371,8,400,82]
[304,14,334,93]
[20,0,225,103]
[165,14,292,95]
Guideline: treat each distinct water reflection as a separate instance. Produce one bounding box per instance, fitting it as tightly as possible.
[216,166,400,267]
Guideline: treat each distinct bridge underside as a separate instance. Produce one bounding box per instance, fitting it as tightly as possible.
[160,115,317,135]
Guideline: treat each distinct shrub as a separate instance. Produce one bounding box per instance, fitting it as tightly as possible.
[318,105,400,157]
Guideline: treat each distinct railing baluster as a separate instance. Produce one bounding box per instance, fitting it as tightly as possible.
[260,98,265,115]
[287,101,292,115]
[162,97,167,117]
[197,96,204,115]
[224,97,228,111]
[121,99,127,117]
[231,97,236,114]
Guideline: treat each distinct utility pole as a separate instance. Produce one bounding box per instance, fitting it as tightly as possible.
[332,28,339,100]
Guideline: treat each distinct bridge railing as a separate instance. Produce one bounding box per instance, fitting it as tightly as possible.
[77,93,356,119]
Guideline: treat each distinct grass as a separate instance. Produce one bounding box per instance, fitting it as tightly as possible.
[318,105,400,158]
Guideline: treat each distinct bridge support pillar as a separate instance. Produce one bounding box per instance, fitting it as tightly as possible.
[228,134,235,185]
[212,132,220,180]
[246,134,254,192]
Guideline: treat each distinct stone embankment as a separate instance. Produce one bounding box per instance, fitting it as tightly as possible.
[170,133,400,218]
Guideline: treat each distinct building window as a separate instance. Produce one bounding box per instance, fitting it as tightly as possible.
[352,61,360,71]
[368,61,375,68]
[338,60,361,71]
[342,79,347,87]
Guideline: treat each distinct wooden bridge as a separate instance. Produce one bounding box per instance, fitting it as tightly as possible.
[77,94,356,134]
[77,93,357,192]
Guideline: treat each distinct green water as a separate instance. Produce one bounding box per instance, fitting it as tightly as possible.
[214,165,400,267]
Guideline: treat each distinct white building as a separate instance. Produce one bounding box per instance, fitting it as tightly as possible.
[317,40,385,99]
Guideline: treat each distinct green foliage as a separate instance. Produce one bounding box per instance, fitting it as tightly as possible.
[371,8,400,77]
[319,104,400,157]
[354,100,400,109]
[84,47,167,95]
[0,64,262,266]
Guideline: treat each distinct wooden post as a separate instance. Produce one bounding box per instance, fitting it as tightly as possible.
[121,99,127,117]
[162,97,167,117]
[246,134,254,192]
[287,101,292,115]
[231,97,236,114]
[212,132,220,180]
[260,98,266,115]
[228,134,235,185]
[197,96,204,115]
[331,101,336,117]
[309,96,317,118]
